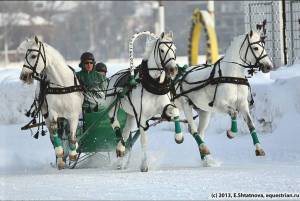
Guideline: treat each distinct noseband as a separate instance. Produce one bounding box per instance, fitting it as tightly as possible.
[238,34,269,75]
[152,39,176,73]
[223,34,269,76]
[23,41,47,80]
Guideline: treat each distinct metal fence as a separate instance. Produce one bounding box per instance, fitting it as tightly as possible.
[244,0,300,67]
[286,0,300,64]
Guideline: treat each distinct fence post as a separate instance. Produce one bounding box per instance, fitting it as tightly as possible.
[281,0,288,65]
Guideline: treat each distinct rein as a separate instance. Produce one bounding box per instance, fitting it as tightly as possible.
[172,58,254,107]
[172,34,267,105]
[222,34,268,76]
[21,41,83,138]
[23,40,84,95]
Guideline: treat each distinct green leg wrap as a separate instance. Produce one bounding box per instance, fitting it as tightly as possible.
[69,142,76,151]
[53,130,62,148]
[174,116,182,135]
[192,132,204,146]
[231,117,238,133]
[251,129,260,145]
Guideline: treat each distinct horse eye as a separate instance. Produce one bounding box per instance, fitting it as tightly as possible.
[253,47,259,51]
[31,55,37,59]
[160,49,164,53]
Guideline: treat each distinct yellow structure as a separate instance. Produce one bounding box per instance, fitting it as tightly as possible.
[188,8,219,65]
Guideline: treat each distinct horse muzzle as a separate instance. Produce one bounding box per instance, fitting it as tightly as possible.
[165,66,178,80]
[260,62,273,73]
[20,72,34,84]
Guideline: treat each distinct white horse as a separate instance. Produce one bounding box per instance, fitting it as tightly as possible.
[18,36,84,169]
[173,30,273,163]
[105,32,182,172]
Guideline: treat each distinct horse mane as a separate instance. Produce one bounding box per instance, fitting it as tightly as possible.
[44,43,67,65]
[142,33,174,60]
[224,31,260,54]
[143,34,158,60]
[18,37,67,67]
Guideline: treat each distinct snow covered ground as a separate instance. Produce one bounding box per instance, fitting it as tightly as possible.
[1,59,300,200]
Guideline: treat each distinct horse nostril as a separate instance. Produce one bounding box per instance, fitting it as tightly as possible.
[267,65,271,70]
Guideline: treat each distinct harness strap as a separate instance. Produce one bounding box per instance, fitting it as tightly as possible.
[210,77,250,86]
[139,60,171,95]
[46,85,83,94]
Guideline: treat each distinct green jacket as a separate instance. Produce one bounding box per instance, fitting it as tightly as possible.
[76,67,108,110]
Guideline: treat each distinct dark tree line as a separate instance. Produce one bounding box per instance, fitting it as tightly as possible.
[0,1,244,62]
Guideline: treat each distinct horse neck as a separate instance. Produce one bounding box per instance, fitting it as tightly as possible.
[221,36,247,78]
[44,46,74,86]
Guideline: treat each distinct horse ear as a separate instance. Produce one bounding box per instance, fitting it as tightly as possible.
[250,30,253,38]
[160,32,165,39]
[34,35,39,44]
[169,31,173,39]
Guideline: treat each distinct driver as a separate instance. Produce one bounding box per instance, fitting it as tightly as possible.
[76,52,107,112]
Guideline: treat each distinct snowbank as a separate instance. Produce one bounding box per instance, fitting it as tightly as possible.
[1,61,300,200]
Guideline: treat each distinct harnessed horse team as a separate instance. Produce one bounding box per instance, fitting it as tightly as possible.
[18,30,273,171]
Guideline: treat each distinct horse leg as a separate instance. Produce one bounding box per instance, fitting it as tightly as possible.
[181,99,197,135]
[240,104,265,156]
[115,115,135,157]
[109,107,122,143]
[181,100,211,160]
[226,109,238,139]
[50,121,65,170]
[197,109,211,140]
[139,126,148,172]
[164,104,183,144]
[195,109,211,159]
[68,117,79,161]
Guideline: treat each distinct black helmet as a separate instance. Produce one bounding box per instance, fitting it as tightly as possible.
[79,52,95,68]
[80,52,95,62]
[95,62,107,73]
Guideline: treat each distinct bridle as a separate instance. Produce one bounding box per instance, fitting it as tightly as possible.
[152,38,176,75]
[22,41,47,80]
[223,33,269,76]
[21,40,83,138]
[21,40,82,92]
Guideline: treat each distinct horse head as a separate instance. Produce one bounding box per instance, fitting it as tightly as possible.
[147,31,177,83]
[18,36,47,84]
[242,30,274,73]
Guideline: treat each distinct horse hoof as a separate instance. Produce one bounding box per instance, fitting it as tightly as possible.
[255,149,266,156]
[199,145,211,159]
[57,158,65,170]
[226,130,236,139]
[175,136,184,144]
[69,154,78,161]
[116,149,125,157]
